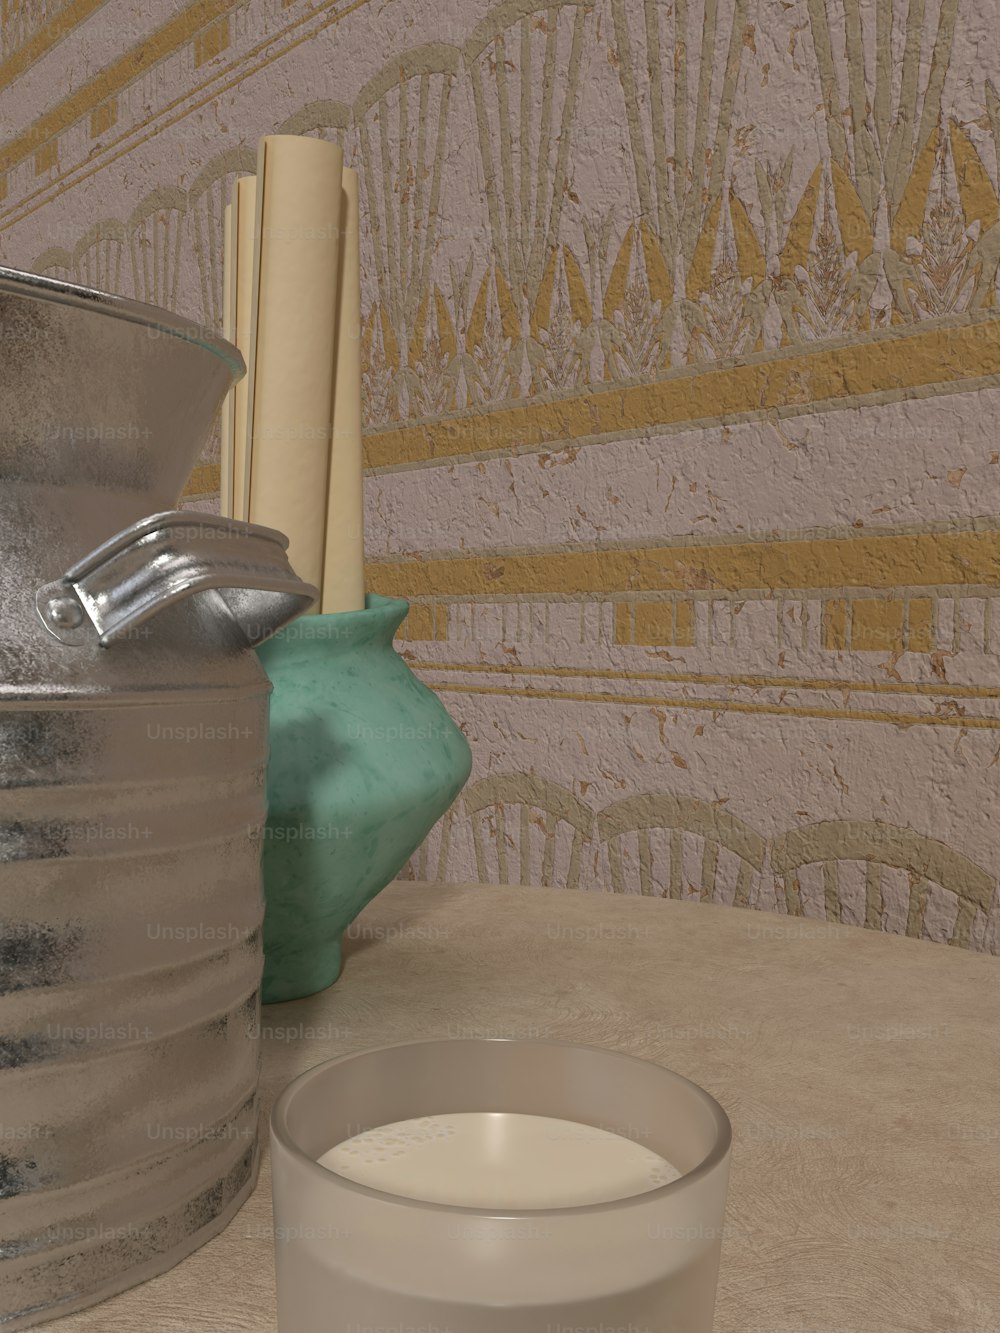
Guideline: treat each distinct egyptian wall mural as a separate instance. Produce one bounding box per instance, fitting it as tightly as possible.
[3,0,1000,950]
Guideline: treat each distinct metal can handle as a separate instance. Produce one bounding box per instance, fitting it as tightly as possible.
[35,511,318,648]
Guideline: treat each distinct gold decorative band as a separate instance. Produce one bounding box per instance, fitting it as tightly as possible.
[427,679,1000,730]
[364,314,1000,471]
[0,0,236,172]
[368,525,1000,598]
[0,0,109,93]
[184,308,1000,498]
[405,659,1000,700]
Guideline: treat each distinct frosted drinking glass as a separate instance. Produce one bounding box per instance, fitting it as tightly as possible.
[270,1037,732,1332]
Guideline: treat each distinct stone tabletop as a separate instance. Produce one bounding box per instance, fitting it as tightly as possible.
[35,881,1000,1333]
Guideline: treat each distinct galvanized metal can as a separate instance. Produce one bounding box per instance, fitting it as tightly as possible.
[0,267,317,1328]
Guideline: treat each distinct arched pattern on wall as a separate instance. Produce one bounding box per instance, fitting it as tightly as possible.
[128,186,188,310]
[463,0,593,337]
[354,44,460,375]
[463,771,594,889]
[31,246,74,281]
[73,218,128,295]
[403,776,998,954]
[21,0,1000,393]
[771,818,996,947]
[608,0,750,271]
[598,791,766,904]
[276,99,352,144]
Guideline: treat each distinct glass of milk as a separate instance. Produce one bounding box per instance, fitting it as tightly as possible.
[270,1038,732,1333]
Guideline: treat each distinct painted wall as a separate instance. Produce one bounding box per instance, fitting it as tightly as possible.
[4,0,1000,950]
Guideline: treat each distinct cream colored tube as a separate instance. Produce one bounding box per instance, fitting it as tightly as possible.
[231,175,258,522]
[321,167,365,614]
[220,199,235,518]
[243,135,344,598]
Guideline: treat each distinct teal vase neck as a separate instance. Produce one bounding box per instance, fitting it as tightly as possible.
[256,594,409,667]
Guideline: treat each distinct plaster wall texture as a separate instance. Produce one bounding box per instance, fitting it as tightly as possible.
[4,0,1000,949]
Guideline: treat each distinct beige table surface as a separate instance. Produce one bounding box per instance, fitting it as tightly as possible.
[35,881,1000,1333]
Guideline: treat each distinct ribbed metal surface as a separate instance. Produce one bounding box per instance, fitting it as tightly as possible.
[0,268,297,1328]
[1,695,267,1328]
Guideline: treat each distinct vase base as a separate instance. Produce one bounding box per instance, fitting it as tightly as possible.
[262,937,343,1005]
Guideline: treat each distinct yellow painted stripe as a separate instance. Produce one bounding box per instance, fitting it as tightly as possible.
[368,526,1000,597]
[1,0,378,228]
[0,0,110,88]
[0,0,236,173]
[363,316,1000,470]
[428,681,1000,729]
[403,658,1000,700]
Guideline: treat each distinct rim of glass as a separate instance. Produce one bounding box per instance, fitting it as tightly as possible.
[0,265,244,376]
[270,1037,733,1218]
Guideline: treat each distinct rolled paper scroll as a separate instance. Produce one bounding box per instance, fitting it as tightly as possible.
[220,199,235,518]
[230,175,257,522]
[321,167,365,614]
[243,135,344,600]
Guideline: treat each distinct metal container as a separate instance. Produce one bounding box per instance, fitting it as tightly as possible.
[0,267,317,1329]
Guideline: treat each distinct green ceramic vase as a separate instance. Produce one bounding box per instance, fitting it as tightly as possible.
[255,594,472,1003]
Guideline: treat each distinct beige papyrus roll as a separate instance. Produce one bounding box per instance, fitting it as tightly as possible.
[220,198,235,518]
[321,167,365,614]
[243,135,344,598]
[231,174,258,522]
